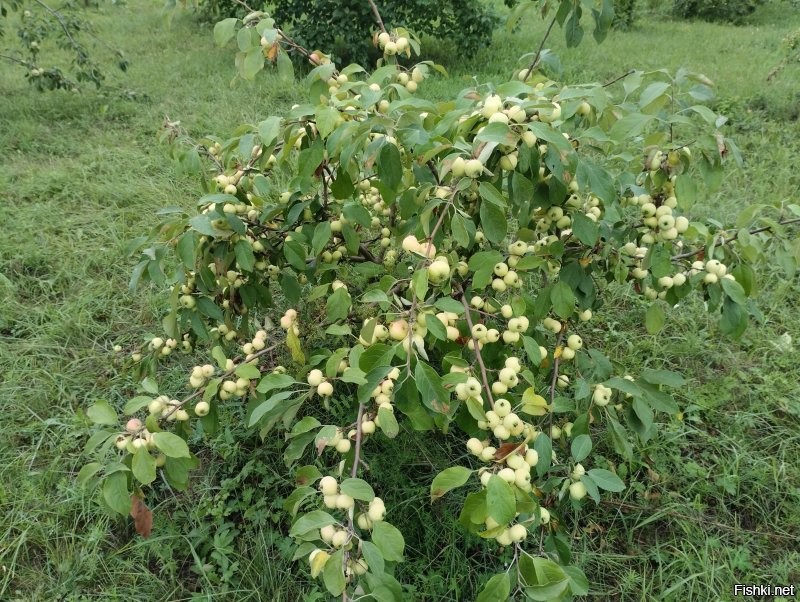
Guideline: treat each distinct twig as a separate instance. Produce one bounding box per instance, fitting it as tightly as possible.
[132,343,279,436]
[548,329,566,434]
[603,69,636,87]
[351,403,366,478]
[32,0,81,52]
[460,294,495,410]
[0,53,30,67]
[672,216,800,261]
[521,15,558,82]
[366,0,387,33]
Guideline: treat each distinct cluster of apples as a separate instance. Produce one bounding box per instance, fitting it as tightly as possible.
[279,308,300,336]
[376,31,411,59]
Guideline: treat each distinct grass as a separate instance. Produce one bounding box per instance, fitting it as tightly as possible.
[1,0,799,599]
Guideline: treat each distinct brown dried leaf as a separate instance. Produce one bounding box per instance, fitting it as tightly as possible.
[130,495,153,539]
[494,442,526,462]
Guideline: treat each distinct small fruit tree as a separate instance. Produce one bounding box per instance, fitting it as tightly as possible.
[82,2,800,598]
[0,0,127,90]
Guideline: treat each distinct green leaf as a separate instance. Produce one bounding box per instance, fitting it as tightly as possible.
[77,462,102,487]
[414,361,452,416]
[425,313,447,341]
[213,18,238,47]
[377,405,399,438]
[571,212,599,245]
[641,369,685,387]
[371,521,405,562]
[234,363,260,380]
[176,231,196,269]
[87,400,117,425]
[258,116,282,147]
[412,267,429,301]
[257,372,296,394]
[430,466,473,502]
[132,447,157,485]
[377,143,402,190]
[721,277,747,305]
[339,478,375,502]
[283,240,307,272]
[486,475,515,525]
[241,46,264,80]
[312,221,331,256]
[102,471,131,516]
[151,432,191,458]
[719,295,748,339]
[550,282,575,319]
[587,468,625,492]
[248,390,298,426]
[570,434,592,462]
[361,541,385,575]
[276,48,294,81]
[645,302,666,334]
[234,239,255,271]
[315,106,340,139]
[476,573,511,602]
[326,287,351,322]
[289,509,337,537]
[479,200,507,244]
[322,548,346,596]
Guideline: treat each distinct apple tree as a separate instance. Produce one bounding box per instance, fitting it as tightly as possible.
[81,3,800,599]
[0,0,127,90]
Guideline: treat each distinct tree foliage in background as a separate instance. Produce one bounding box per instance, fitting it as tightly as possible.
[672,0,763,23]
[192,0,499,66]
[0,0,127,90]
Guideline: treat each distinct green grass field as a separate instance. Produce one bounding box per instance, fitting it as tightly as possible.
[1,0,799,599]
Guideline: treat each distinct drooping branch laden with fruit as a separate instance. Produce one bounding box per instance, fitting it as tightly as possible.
[82,4,800,599]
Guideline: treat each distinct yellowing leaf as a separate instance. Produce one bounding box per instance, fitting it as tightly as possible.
[310,550,330,578]
[521,388,549,416]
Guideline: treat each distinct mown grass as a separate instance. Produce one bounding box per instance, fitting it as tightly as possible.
[1,0,799,599]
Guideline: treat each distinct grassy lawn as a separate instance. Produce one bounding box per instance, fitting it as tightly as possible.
[1,0,798,599]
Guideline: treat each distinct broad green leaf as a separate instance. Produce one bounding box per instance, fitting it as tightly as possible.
[551,282,575,319]
[479,200,507,244]
[77,462,102,487]
[322,548,346,595]
[430,466,472,502]
[361,541,385,574]
[476,573,511,602]
[414,361,452,415]
[87,400,117,425]
[289,509,337,536]
[587,468,625,492]
[102,471,131,516]
[213,18,238,47]
[151,432,191,458]
[570,434,592,462]
[339,478,375,502]
[641,369,685,387]
[371,521,405,562]
[486,475,515,525]
[645,302,665,334]
[132,447,157,485]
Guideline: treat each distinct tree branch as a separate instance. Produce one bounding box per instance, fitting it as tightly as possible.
[366,0,387,33]
[672,216,800,261]
[521,15,557,82]
[460,294,495,410]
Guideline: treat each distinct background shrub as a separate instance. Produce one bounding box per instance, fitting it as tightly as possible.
[196,0,499,65]
[672,0,763,23]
